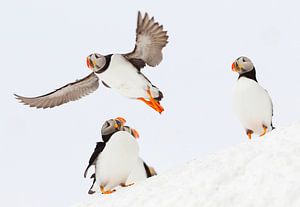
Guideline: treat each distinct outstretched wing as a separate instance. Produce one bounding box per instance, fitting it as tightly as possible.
[84,142,106,178]
[15,73,99,109]
[124,11,168,69]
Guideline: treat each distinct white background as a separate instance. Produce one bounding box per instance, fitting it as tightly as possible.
[1,0,300,206]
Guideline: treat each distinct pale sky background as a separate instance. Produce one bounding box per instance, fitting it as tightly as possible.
[1,0,300,207]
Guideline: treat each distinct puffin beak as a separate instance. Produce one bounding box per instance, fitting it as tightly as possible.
[131,128,140,139]
[231,62,240,72]
[115,117,126,126]
[231,62,236,71]
[86,57,93,69]
[114,123,119,129]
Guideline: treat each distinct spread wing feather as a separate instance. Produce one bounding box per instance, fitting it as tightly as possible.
[124,11,168,68]
[15,73,99,109]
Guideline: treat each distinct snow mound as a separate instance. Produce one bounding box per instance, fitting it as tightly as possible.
[77,123,300,207]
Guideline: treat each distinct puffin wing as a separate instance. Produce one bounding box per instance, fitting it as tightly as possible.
[15,73,99,109]
[124,11,168,69]
[84,142,106,178]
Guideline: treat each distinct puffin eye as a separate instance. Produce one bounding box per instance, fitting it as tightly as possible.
[115,120,121,126]
[95,54,99,58]
[242,58,246,62]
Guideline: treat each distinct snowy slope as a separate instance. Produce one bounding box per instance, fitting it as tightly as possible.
[77,123,300,207]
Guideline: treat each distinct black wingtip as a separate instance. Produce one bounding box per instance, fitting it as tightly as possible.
[14,93,20,99]
[88,190,96,195]
[84,165,90,178]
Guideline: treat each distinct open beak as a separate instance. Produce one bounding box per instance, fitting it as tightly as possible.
[131,128,140,139]
[115,117,126,126]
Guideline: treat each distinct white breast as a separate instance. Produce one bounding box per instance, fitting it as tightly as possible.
[99,54,155,99]
[126,157,148,184]
[233,77,273,135]
[95,131,139,191]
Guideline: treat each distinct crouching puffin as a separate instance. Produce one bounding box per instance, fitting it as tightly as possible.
[232,56,274,139]
[84,117,139,194]
[15,11,168,113]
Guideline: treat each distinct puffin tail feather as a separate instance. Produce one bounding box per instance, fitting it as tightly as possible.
[154,90,163,101]
[271,122,275,130]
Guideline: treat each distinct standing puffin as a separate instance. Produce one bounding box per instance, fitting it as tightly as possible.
[15,11,168,113]
[232,56,274,139]
[84,118,139,194]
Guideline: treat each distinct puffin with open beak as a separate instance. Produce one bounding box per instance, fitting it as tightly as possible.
[232,56,274,140]
[15,11,168,113]
[84,117,139,194]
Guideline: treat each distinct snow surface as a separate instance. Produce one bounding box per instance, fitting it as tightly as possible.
[77,122,300,207]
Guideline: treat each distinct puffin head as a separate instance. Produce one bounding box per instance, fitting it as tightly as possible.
[86,53,106,72]
[101,117,126,142]
[231,56,254,74]
[123,126,140,139]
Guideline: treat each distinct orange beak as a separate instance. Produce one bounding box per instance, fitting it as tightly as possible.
[115,117,126,126]
[231,62,236,71]
[231,62,241,72]
[131,128,140,139]
[86,57,93,69]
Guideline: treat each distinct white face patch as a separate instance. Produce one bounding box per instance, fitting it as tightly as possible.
[89,53,106,72]
[95,56,106,69]
[236,56,254,73]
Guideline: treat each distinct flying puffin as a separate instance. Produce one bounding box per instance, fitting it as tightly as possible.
[232,56,274,139]
[14,11,168,113]
[84,118,139,194]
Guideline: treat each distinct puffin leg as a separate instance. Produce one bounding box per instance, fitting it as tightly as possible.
[145,88,164,113]
[246,129,253,140]
[137,98,157,110]
[120,183,134,187]
[260,125,268,137]
[137,88,164,113]
[100,186,116,194]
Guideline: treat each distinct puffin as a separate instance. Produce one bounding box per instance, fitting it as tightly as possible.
[84,118,139,194]
[232,56,274,139]
[15,11,168,113]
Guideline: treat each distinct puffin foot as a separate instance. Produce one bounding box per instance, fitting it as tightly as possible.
[138,88,164,114]
[260,125,268,137]
[120,183,134,188]
[246,129,253,140]
[100,186,116,194]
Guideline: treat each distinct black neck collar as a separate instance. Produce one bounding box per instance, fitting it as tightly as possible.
[238,67,257,82]
[102,132,113,143]
[96,54,112,74]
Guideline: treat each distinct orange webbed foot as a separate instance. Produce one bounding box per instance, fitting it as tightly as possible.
[137,88,164,114]
[260,125,268,137]
[246,129,253,140]
[120,183,134,187]
[100,186,116,194]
